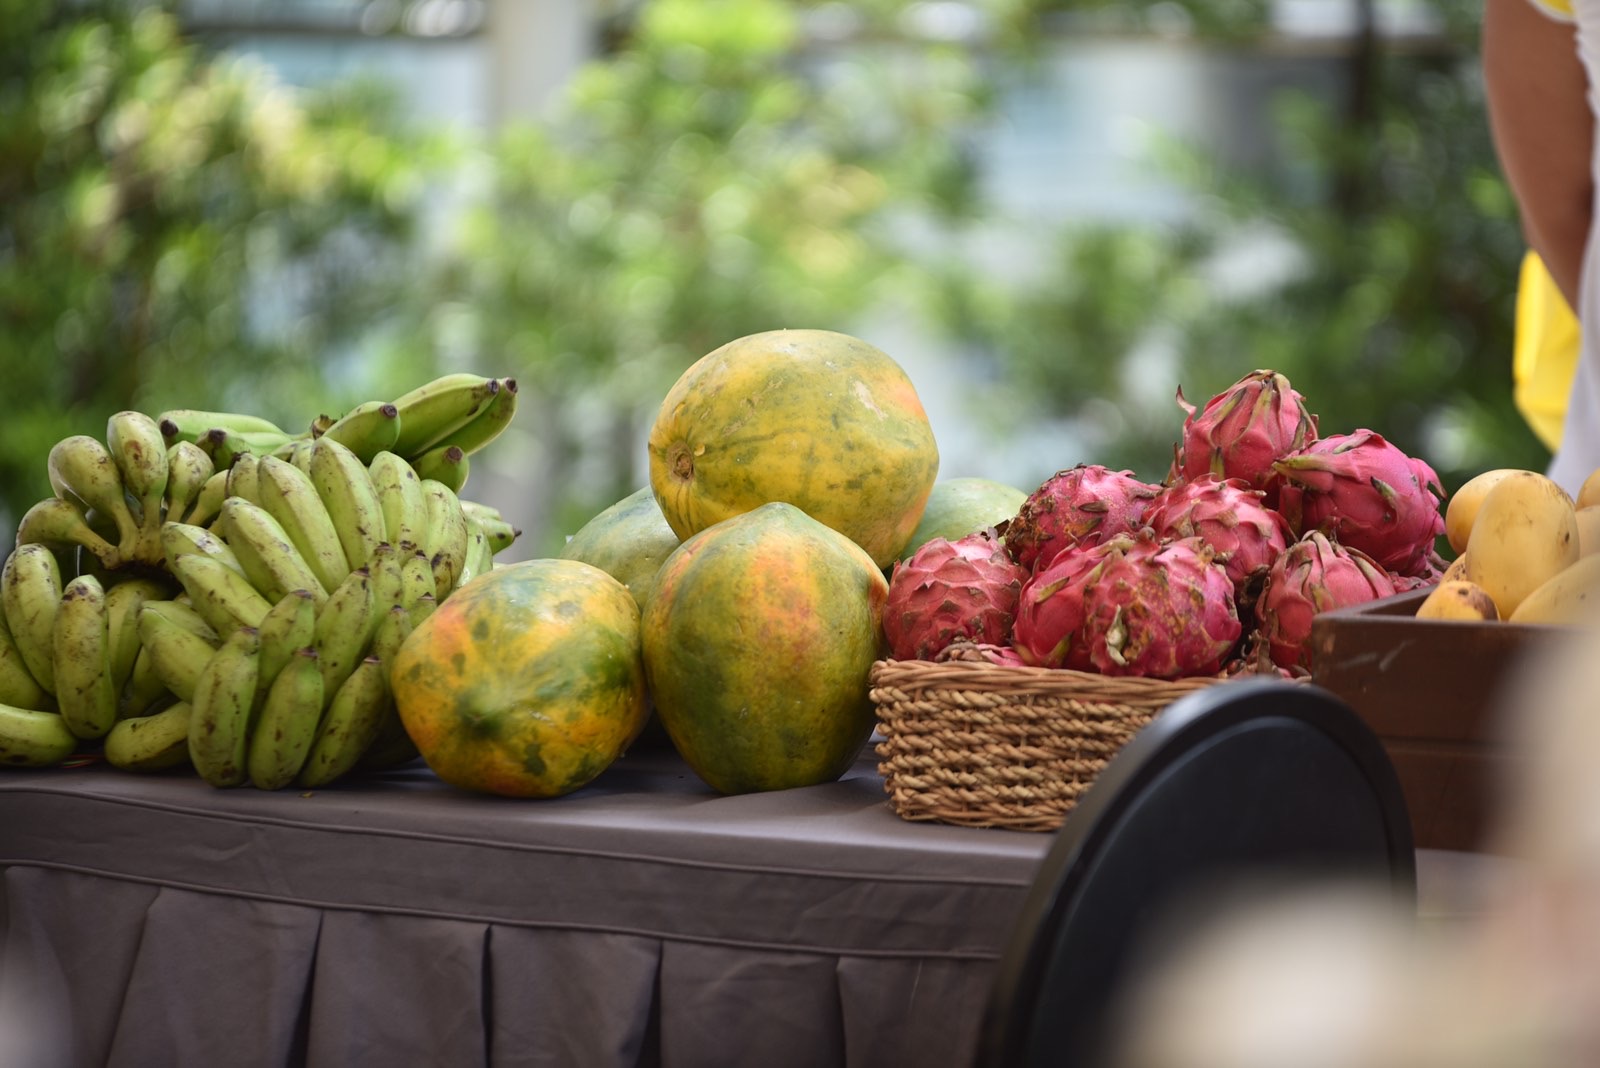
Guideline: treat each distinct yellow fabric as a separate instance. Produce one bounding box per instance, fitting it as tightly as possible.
[1514,250,1581,451]
[1530,0,1575,18]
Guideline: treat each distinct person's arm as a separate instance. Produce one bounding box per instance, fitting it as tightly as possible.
[1484,0,1595,311]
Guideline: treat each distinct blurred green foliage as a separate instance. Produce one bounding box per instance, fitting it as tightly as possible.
[0,0,445,526]
[2,0,1536,554]
[398,0,995,553]
[935,1,1542,493]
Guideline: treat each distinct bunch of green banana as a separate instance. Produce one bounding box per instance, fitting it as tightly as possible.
[0,370,523,775]
[16,411,213,575]
[154,372,520,480]
[0,540,181,765]
[150,437,514,787]
[151,570,405,789]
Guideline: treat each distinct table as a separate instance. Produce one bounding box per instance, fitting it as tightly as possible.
[0,747,1051,1068]
[0,746,1507,1068]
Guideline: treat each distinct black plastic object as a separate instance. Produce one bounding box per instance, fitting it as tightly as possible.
[973,677,1416,1068]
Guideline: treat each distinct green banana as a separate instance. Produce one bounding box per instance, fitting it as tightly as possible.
[257,589,317,686]
[104,577,173,695]
[14,497,121,568]
[309,437,387,572]
[399,547,435,617]
[198,426,294,470]
[161,521,248,579]
[183,470,230,528]
[170,552,274,637]
[47,435,140,556]
[318,400,402,462]
[0,607,52,710]
[410,444,469,495]
[277,437,316,475]
[312,567,379,702]
[298,656,388,788]
[458,499,506,524]
[368,541,404,612]
[370,450,427,550]
[460,499,520,555]
[119,646,170,719]
[164,441,215,525]
[139,603,221,703]
[1,544,63,693]
[408,592,437,627]
[158,409,289,444]
[104,700,192,772]
[0,704,79,766]
[52,574,116,741]
[424,377,519,458]
[140,598,221,642]
[216,497,328,606]
[247,646,324,790]
[388,373,500,458]
[459,516,493,587]
[361,604,416,773]
[186,624,261,788]
[419,478,470,601]
[356,711,421,771]
[225,451,261,505]
[106,410,169,531]
[255,456,350,595]
[369,602,413,667]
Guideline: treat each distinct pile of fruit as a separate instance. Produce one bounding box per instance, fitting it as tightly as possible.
[883,369,1449,678]
[13,323,1588,804]
[0,373,521,784]
[1421,467,1600,624]
[453,328,930,798]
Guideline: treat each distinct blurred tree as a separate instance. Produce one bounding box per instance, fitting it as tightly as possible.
[3,0,1537,557]
[417,0,994,555]
[933,0,1542,494]
[0,0,444,530]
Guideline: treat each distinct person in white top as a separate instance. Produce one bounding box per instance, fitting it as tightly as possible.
[1484,0,1600,496]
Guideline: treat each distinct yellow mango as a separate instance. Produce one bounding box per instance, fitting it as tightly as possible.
[1577,505,1600,559]
[1579,467,1600,511]
[1508,554,1600,626]
[1440,554,1469,584]
[1414,579,1499,622]
[1465,471,1579,619]
[1444,468,1524,555]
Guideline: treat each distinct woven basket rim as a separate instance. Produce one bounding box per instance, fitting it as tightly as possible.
[869,656,1230,701]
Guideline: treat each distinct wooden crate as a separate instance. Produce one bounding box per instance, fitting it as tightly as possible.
[1309,589,1571,853]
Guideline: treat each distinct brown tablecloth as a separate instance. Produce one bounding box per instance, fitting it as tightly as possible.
[0,748,1051,1068]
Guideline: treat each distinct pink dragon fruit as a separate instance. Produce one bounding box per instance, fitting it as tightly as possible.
[935,642,1029,667]
[1077,531,1243,679]
[1388,552,1446,593]
[1255,531,1398,672]
[1006,464,1162,572]
[884,530,1026,661]
[1011,542,1105,670]
[1172,369,1318,502]
[1141,475,1294,604]
[1271,429,1445,577]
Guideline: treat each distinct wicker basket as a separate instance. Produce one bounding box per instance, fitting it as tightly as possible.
[869,650,1232,831]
